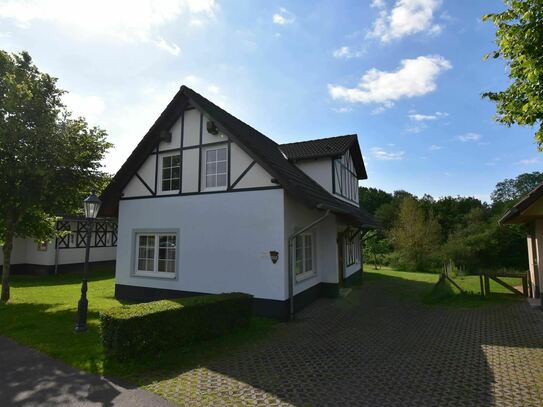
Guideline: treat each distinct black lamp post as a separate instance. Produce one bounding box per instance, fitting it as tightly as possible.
[75,191,101,333]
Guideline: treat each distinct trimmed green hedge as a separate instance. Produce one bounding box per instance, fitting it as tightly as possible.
[100,292,253,360]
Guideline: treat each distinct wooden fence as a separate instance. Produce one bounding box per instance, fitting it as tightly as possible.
[479,272,529,297]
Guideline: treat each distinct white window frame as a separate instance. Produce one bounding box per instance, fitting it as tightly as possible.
[294,232,316,282]
[160,154,181,193]
[345,236,360,267]
[202,145,228,191]
[134,231,178,279]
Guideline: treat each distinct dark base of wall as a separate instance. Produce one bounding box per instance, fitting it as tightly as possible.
[2,261,116,276]
[344,268,362,287]
[116,280,340,321]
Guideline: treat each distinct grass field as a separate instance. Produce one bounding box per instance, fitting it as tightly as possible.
[0,269,275,382]
[363,266,524,307]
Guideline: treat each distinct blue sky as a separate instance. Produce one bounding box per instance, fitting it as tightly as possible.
[0,0,539,202]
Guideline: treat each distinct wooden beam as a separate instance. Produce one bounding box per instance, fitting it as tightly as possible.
[488,275,524,296]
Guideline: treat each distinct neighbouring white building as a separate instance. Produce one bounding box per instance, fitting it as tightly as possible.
[100,85,378,319]
[0,217,117,275]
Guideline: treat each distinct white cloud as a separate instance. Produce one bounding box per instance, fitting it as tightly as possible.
[332,46,365,59]
[371,0,386,8]
[272,8,295,25]
[0,0,218,54]
[155,37,181,56]
[408,111,448,121]
[518,157,540,165]
[429,144,442,151]
[458,132,481,142]
[371,147,405,160]
[182,75,228,106]
[368,0,442,42]
[328,55,451,108]
[371,105,389,115]
[331,107,353,113]
[63,93,105,124]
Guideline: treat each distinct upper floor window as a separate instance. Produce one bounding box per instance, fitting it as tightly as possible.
[205,146,228,189]
[162,155,180,191]
[333,151,358,203]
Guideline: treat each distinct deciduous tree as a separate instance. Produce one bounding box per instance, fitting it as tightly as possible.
[483,0,543,147]
[390,198,442,271]
[0,50,111,302]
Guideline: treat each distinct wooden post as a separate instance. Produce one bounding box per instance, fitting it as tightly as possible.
[484,274,490,296]
[522,275,529,297]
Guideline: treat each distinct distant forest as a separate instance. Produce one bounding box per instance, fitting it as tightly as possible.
[360,171,543,273]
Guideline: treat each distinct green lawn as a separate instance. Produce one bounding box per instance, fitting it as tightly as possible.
[363,266,524,307]
[0,269,275,383]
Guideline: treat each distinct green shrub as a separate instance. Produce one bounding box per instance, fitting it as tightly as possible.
[100,292,253,360]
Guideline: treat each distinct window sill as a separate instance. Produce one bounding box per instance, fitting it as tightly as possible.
[295,271,317,283]
[133,271,177,279]
[203,186,227,192]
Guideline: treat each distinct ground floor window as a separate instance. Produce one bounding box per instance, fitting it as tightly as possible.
[295,233,314,280]
[346,236,360,266]
[135,232,177,277]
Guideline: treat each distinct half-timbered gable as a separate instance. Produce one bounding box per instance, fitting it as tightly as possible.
[280,135,366,208]
[115,104,277,203]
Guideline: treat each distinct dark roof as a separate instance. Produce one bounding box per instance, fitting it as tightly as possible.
[500,181,543,224]
[100,85,379,229]
[280,135,367,179]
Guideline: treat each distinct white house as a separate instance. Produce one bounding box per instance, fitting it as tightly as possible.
[0,217,117,275]
[100,86,378,319]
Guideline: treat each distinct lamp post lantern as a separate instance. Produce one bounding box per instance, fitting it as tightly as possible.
[75,190,101,333]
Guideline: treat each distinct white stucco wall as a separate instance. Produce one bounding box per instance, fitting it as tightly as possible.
[283,193,339,296]
[0,238,27,265]
[158,115,183,152]
[296,159,333,194]
[182,148,199,193]
[116,188,286,300]
[0,237,116,266]
[183,109,200,147]
[202,115,229,144]
[345,262,361,278]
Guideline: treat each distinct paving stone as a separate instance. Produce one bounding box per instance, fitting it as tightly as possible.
[143,277,543,406]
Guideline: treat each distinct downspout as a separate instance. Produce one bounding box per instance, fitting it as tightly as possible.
[287,207,331,321]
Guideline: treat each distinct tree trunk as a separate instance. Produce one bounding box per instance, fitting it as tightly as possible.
[1,232,13,302]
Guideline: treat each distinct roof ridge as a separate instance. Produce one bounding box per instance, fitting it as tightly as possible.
[279,134,357,146]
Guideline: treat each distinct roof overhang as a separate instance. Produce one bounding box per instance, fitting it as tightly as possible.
[499,182,543,225]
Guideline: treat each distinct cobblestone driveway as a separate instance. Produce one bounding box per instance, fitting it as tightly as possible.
[145,273,543,407]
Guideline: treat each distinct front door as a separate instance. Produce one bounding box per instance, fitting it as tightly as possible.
[337,232,345,288]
